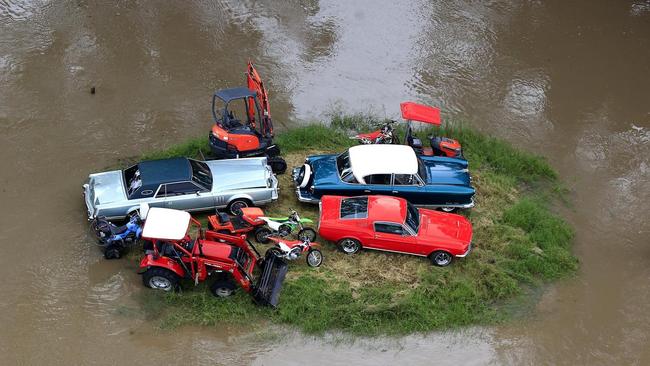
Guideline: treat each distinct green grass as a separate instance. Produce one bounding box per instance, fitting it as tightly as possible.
[132,116,577,335]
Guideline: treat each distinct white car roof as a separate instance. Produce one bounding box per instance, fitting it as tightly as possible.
[349,144,418,183]
[142,207,191,241]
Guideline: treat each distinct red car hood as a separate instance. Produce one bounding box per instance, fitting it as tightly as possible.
[419,209,472,246]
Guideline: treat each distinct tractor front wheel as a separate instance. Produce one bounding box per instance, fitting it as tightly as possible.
[209,277,237,298]
[143,267,179,291]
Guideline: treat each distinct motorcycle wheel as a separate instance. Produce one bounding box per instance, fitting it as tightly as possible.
[278,224,292,237]
[254,227,272,244]
[298,228,317,242]
[306,249,323,267]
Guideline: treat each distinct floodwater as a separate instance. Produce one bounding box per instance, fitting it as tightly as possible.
[0,0,648,364]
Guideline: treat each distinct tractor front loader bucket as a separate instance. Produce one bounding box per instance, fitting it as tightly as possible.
[252,252,288,307]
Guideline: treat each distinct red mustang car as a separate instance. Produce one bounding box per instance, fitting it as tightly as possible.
[318,195,472,266]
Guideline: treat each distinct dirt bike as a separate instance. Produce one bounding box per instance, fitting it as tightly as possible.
[265,236,323,267]
[349,120,398,145]
[254,209,317,244]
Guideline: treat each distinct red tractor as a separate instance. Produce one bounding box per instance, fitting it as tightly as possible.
[207,206,266,236]
[401,102,463,159]
[138,207,288,307]
[208,62,287,174]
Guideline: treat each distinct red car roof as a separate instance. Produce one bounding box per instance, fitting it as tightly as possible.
[367,195,407,223]
[400,102,441,125]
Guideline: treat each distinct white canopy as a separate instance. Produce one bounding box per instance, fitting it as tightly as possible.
[142,207,191,241]
[349,144,418,184]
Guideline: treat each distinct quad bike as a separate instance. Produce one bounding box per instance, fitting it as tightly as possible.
[350,119,398,144]
[266,236,323,268]
[90,203,148,259]
[208,61,287,174]
[253,209,317,244]
[139,207,288,307]
[207,206,266,236]
[350,102,464,159]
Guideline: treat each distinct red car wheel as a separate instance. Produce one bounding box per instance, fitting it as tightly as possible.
[338,238,360,254]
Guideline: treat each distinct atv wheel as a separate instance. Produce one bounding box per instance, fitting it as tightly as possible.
[268,156,287,174]
[209,277,237,298]
[143,267,179,291]
[255,227,272,243]
[430,251,453,267]
[306,249,323,267]
[227,199,250,215]
[298,228,317,242]
[338,238,361,254]
[103,245,122,260]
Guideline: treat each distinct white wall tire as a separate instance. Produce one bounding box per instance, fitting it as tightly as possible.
[298,164,311,188]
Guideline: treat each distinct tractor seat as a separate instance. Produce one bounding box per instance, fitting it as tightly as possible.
[217,212,231,224]
[230,215,247,230]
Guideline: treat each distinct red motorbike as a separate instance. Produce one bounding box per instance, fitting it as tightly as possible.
[265,236,323,268]
[350,120,398,144]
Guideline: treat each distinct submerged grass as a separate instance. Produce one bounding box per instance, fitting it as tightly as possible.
[133,115,577,335]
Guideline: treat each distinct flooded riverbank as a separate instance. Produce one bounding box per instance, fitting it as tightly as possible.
[1,0,648,364]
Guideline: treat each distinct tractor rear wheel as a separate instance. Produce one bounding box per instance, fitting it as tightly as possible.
[209,277,237,298]
[143,267,179,291]
[254,227,272,243]
[268,156,287,174]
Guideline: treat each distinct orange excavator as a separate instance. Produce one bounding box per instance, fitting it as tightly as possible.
[208,62,287,173]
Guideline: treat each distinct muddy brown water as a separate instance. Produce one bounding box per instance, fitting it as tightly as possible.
[1,1,648,365]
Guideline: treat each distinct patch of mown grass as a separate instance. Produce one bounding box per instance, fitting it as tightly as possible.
[131,117,576,335]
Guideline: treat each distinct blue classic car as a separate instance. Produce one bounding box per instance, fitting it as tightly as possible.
[292,145,474,211]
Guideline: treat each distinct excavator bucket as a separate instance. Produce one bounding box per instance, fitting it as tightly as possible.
[252,252,288,307]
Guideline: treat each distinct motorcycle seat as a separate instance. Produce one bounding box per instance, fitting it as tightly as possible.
[110,224,129,235]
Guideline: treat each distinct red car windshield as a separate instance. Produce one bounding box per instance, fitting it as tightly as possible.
[405,203,420,233]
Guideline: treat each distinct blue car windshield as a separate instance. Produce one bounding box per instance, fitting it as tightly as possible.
[405,202,420,233]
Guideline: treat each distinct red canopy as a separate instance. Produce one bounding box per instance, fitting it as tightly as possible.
[400,102,441,125]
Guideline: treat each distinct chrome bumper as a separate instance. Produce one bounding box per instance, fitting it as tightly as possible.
[295,187,320,203]
[292,167,319,203]
[455,242,472,258]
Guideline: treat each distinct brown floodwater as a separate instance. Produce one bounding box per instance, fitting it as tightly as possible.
[1,0,648,364]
